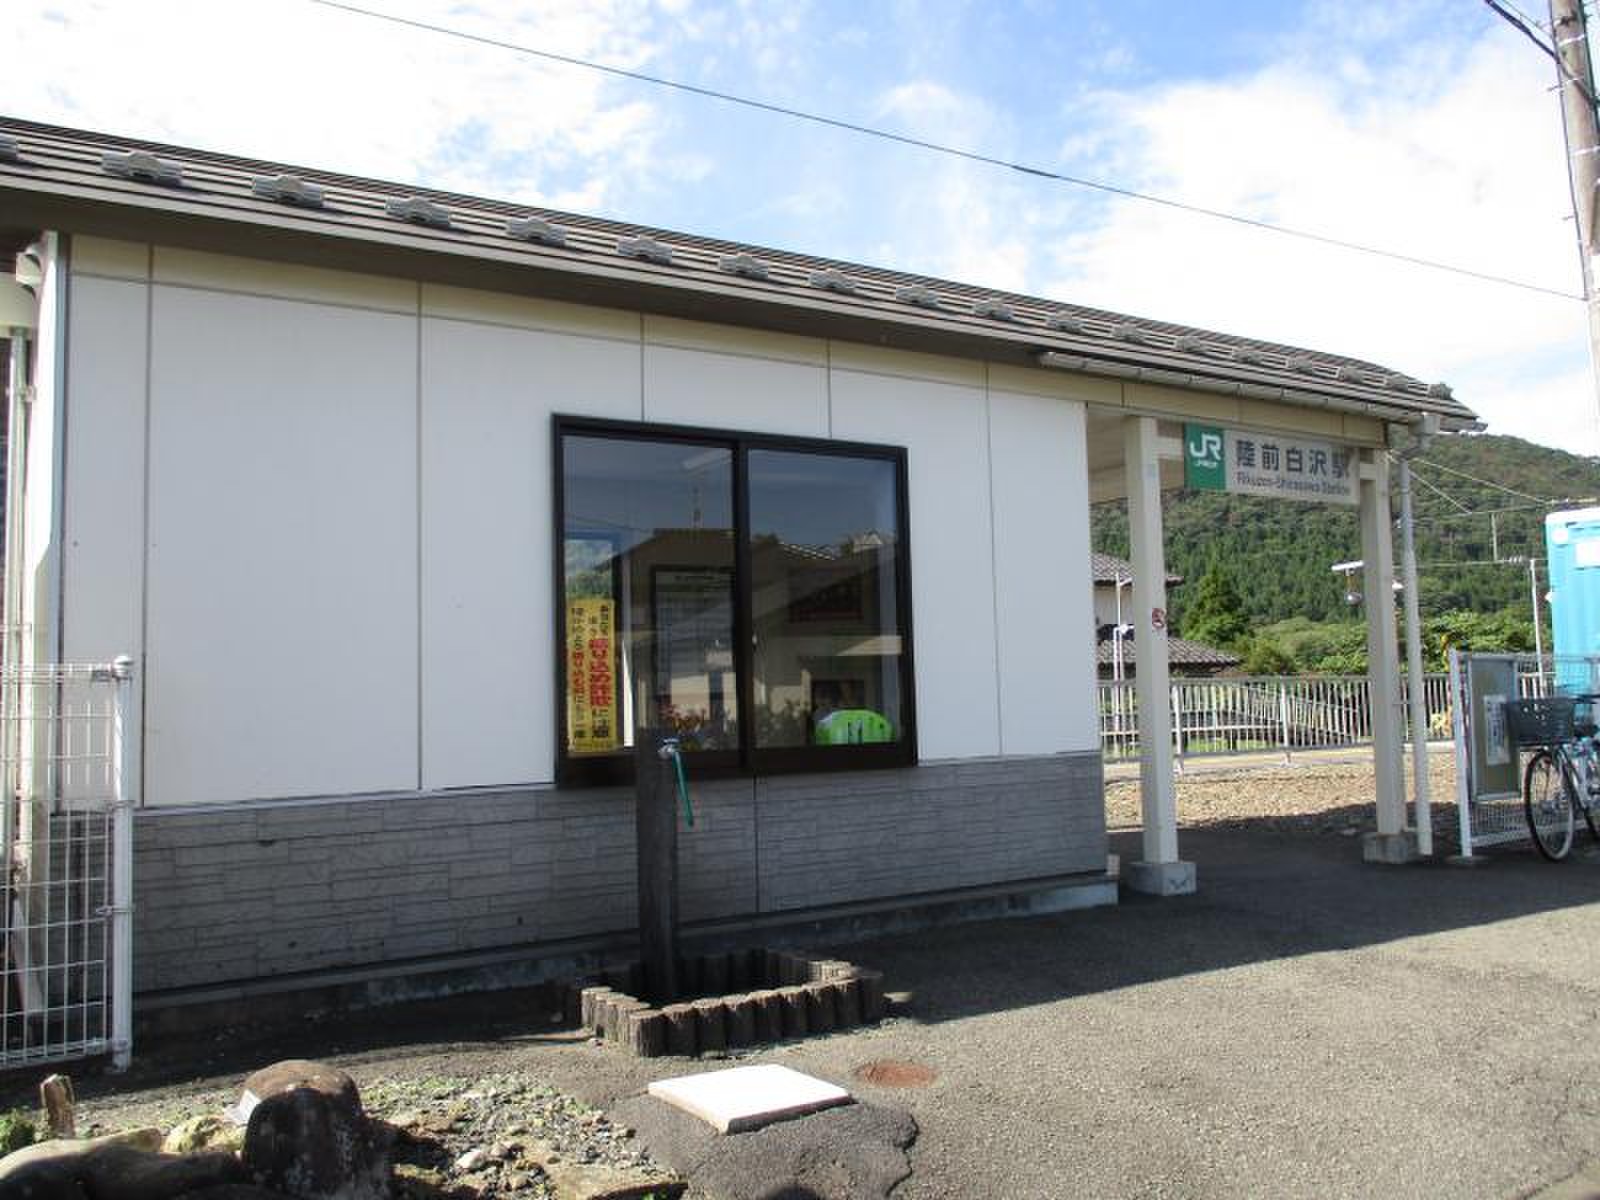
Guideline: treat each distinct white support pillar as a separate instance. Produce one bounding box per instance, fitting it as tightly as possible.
[1359,450,1413,864]
[1123,416,1195,896]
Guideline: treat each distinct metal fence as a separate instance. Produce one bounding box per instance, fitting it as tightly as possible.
[0,659,133,1070]
[1099,673,1454,763]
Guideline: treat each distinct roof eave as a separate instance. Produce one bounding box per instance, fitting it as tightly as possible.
[0,138,1480,431]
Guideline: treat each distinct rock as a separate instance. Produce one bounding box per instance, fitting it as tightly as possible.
[0,1127,163,1178]
[391,1164,447,1198]
[541,1158,685,1200]
[241,1060,388,1200]
[164,1114,245,1155]
[0,1137,246,1200]
[454,1146,490,1171]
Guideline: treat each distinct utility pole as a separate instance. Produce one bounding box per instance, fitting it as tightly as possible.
[1550,0,1600,419]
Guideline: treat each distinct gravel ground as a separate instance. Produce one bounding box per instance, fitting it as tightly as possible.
[60,1048,679,1198]
[1106,749,1462,837]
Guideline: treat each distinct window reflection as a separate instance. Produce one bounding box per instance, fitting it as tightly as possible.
[748,450,903,747]
[561,437,738,755]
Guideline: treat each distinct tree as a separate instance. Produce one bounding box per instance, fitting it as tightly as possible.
[1240,634,1295,675]
[1183,562,1250,649]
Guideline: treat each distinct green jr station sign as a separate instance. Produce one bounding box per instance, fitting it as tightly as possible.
[1182,423,1357,506]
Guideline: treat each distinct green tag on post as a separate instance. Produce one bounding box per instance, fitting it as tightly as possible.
[1184,424,1225,491]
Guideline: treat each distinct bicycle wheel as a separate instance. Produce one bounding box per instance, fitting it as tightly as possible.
[1524,750,1576,862]
[1578,746,1600,843]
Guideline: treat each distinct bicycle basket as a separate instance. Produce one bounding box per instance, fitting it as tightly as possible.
[1505,696,1577,746]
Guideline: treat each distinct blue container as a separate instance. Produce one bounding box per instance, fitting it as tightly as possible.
[1546,507,1600,694]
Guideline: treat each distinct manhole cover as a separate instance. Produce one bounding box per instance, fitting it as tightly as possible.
[854,1059,937,1088]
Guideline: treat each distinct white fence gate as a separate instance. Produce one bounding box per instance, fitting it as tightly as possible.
[0,659,133,1070]
[1099,673,1453,763]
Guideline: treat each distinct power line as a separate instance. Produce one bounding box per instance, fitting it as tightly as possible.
[309,0,1583,302]
[1482,0,1600,106]
[1403,462,1474,512]
[1409,456,1556,504]
[1410,495,1598,523]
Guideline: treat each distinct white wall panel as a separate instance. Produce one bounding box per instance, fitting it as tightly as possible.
[420,319,640,789]
[830,368,1000,760]
[146,289,418,806]
[644,344,827,438]
[989,390,1098,754]
[62,277,147,664]
[153,247,415,313]
[70,237,148,281]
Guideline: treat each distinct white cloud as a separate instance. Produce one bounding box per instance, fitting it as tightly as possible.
[1,0,669,213]
[1041,26,1598,453]
[6,1,1595,456]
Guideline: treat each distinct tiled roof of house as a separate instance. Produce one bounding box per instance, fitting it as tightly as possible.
[1095,635,1240,669]
[0,116,1478,431]
[1090,551,1183,586]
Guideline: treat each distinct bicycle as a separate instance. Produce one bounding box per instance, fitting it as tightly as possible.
[1506,694,1600,862]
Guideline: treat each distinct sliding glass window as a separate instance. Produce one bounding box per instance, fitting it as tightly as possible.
[556,419,913,783]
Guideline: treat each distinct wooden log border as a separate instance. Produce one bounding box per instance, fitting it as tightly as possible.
[564,947,885,1057]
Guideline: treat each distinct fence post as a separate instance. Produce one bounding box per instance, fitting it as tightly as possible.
[1449,650,1474,858]
[1277,683,1290,764]
[108,656,134,1071]
[1171,683,1184,775]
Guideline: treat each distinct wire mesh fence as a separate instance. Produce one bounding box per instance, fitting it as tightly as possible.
[1099,673,1453,764]
[0,660,132,1069]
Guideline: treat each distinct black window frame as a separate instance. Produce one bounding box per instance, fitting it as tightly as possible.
[553,414,917,787]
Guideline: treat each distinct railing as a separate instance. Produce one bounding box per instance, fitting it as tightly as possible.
[1099,672,1454,762]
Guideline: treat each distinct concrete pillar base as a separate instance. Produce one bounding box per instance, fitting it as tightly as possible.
[1124,860,1197,896]
[1362,831,1419,865]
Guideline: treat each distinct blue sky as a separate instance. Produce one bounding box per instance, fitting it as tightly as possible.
[6,0,1595,452]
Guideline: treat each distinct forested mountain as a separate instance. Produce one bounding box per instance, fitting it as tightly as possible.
[1091,433,1600,633]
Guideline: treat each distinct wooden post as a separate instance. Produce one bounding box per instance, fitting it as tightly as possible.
[803,982,837,1033]
[854,970,887,1023]
[694,999,727,1054]
[663,1003,697,1056]
[624,1008,666,1058]
[580,986,615,1034]
[779,986,810,1038]
[635,730,679,1004]
[39,1075,74,1139]
[751,990,784,1042]
[725,995,757,1047]
[833,978,862,1028]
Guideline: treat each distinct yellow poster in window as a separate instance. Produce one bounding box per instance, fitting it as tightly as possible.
[567,597,620,752]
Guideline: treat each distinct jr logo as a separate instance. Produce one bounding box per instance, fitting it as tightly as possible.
[1183,424,1226,491]
[1188,430,1222,465]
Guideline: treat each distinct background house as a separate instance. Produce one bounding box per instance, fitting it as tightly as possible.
[1091,552,1240,678]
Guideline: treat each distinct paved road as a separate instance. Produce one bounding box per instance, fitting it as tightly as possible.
[769,826,1600,1199]
[36,822,1600,1199]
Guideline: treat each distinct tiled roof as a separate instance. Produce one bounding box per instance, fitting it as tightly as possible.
[1090,551,1183,586]
[0,116,1478,431]
[1095,635,1240,668]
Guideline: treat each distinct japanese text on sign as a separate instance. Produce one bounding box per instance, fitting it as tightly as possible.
[1184,424,1358,506]
[566,597,619,752]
